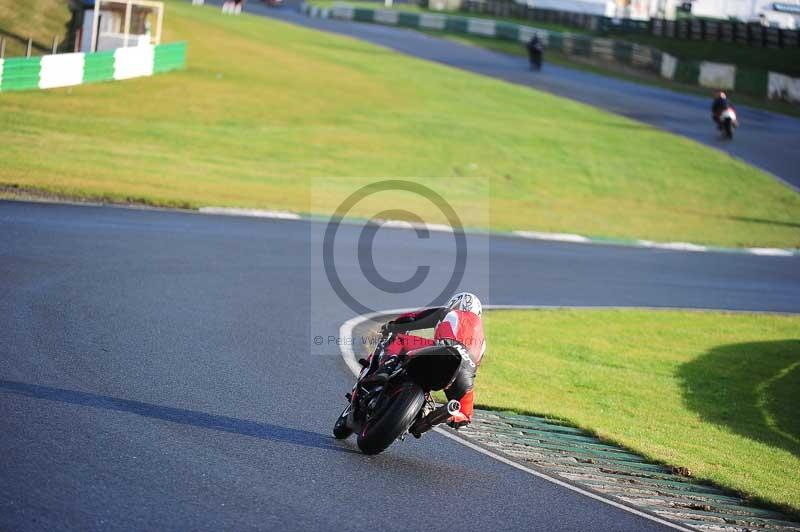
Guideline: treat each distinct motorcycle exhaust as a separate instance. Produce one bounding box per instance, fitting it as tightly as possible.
[446,399,461,415]
[424,400,461,426]
[409,399,463,438]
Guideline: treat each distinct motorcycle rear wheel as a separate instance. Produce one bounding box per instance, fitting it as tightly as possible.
[723,118,734,139]
[356,381,425,455]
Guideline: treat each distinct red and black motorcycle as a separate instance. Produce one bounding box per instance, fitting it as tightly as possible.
[333,333,464,455]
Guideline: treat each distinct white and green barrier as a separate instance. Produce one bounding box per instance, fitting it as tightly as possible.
[301,3,800,104]
[0,41,187,93]
[768,72,800,103]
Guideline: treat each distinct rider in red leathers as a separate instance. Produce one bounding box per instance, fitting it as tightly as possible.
[369,292,485,435]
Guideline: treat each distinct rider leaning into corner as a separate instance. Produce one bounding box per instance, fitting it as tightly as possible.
[367,292,485,436]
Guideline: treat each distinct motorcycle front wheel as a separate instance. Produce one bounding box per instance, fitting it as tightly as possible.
[333,404,353,439]
[356,381,425,455]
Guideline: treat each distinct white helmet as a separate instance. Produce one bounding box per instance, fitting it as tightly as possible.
[446,292,482,317]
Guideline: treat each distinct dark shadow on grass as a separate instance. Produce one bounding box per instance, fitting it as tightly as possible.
[0,379,358,455]
[583,120,654,131]
[677,340,800,458]
[728,216,800,230]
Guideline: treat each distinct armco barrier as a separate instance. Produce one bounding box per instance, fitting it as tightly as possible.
[154,42,188,73]
[302,4,662,79]
[0,41,187,93]
[698,61,736,90]
[672,59,700,85]
[735,68,768,97]
[768,72,800,102]
[83,50,116,83]
[301,3,800,104]
[1,57,42,91]
[463,0,800,50]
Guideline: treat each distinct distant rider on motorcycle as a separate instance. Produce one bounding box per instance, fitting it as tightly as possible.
[711,91,731,130]
[526,34,544,71]
[368,292,485,436]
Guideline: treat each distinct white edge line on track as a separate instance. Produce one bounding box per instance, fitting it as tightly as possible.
[198,207,302,220]
[7,199,797,257]
[338,306,696,532]
[513,230,592,244]
[197,205,798,256]
[747,248,795,256]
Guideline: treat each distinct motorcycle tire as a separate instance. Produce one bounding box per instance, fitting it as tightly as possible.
[356,381,425,455]
[723,118,733,139]
[333,404,353,439]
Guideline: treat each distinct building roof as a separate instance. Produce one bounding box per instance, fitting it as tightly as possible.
[77,0,156,12]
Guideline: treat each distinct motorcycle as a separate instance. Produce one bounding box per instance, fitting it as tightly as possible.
[526,37,543,72]
[528,48,542,71]
[718,107,738,139]
[333,333,465,455]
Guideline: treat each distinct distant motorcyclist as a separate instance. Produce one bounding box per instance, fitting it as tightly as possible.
[369,292,485,435]
[526,34,543,71]
[711,91,731,130]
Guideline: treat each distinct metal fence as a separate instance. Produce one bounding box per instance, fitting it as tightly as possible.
[459,0,800,48]
[0,31,65,59]
[301,2,800,103]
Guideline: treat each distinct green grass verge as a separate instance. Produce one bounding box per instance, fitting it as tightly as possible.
[480,309,800,515]
[1,1,799,247]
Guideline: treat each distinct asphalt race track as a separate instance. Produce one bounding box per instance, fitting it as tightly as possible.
[241,0,800,190]
[2,4,800,530]
[1,201,799,531]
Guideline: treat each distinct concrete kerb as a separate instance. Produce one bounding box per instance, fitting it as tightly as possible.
[199,206,800,256]
[339,307,698,532]
[4,197,797,257]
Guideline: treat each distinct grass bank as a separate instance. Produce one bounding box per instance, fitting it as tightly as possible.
[480,309,800,514]
[1,1,799,247]
[0,0,71,57]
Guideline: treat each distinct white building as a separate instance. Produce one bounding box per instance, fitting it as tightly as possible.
[514,0,800,25]
[690,0,800,27]
[75,0,159,52]
[514,0,616,17]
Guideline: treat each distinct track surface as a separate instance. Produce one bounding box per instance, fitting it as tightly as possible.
[1,201,799,531]
[240,0,800,190]
[2,5,800,530]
